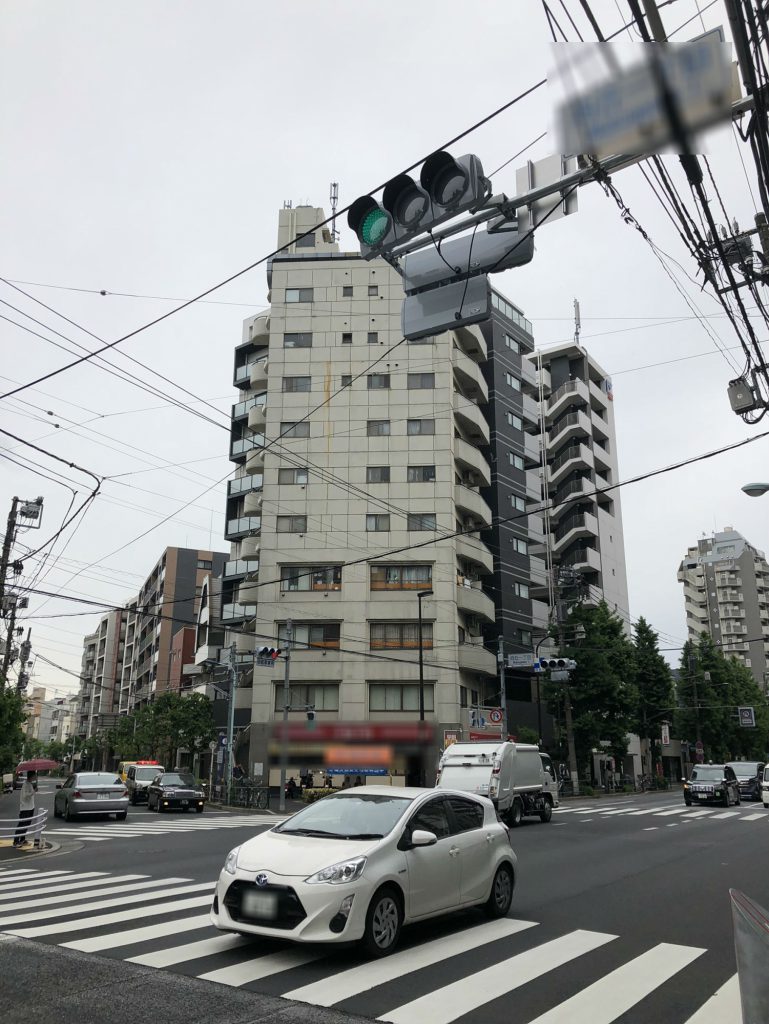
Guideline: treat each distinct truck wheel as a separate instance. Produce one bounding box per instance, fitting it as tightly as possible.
[508,799,523,828]
[539,800,553,823]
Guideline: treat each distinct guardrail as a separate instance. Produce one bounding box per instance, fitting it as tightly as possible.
[0,808,48,847]
[207,783,271,810]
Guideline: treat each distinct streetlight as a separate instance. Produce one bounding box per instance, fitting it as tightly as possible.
[417,590,433,722]
[742,482,769,497]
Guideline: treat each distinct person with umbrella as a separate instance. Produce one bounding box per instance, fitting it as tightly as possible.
[13,770,38,848]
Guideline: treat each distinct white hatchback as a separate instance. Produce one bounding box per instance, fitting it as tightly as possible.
[210,786,517,957]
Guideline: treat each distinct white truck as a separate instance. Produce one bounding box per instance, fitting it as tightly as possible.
[436,741,559,826]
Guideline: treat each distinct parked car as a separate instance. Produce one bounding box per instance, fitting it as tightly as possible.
[53,772,129,821]
[210,786,517,958]
[762,765,769,809]
[126,762,165,804]
[726,761,765,802]
[683,764,740,807]
[147,771,206,813]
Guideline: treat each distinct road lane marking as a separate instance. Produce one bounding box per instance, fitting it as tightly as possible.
[5,889,214,938]
[627,809,666,816]
[0,869,37,878]
[600,808,641,815]
[378,930,617,1024]
[198,949,322,986]
[709,812,741,819]
[0,876,188,913]
[0,871,105,893]
[642,827,658,831]
[525,942,706,1024]
[0,881,212,927]
[682,810,716,818]
[0,874,147,902]
[683,973,741,1023]
[285,918,538,1007]
[127,933,249,967]
[654,808,693,817]
[740,813,766,821]
[61,912,213,951]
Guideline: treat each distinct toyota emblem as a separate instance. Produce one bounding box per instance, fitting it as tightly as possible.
[255,873,269,887]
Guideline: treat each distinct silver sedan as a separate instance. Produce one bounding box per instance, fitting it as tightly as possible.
[53,772,129,821]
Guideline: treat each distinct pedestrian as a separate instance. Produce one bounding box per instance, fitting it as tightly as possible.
[286,776,297,799]
[13,770,38,848]
[342,775,352,789]
[353,775,363,787]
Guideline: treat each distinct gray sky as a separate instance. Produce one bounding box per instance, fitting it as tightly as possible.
[2,0,768,701]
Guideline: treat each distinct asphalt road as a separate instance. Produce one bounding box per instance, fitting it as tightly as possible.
[2,779,767,1023]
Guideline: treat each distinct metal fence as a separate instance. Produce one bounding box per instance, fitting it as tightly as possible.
[207,783,270,810]
[0,808,48,847]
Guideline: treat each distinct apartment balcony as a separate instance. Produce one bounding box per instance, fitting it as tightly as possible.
[521,393,539,428]
[221,602,257,624]
[537,365,551,394]
[453,323,487,360]
[591,410,611,440]
[232,394,266,422]
[452,348,489,402]
[526,469,542,502]
[458,642,498,676]
[559,546,602,573]
[718,589,744,602]
[456,581,496,622]
[593,442,612,472]
[685,600,708,623]
[589,378,610,408]
[546,379,590,422]
[553,511,599,553]
[195,643,222,667]
[223,558,259,581]
[237,578,260,604]
[720,607,746,619]
[453,394,490,445]
[523,432,541,466]
[520,358,538,389]
[454,437,492,487]
[456,534,494,574]
[240,535,261,559]
[548,443,594,488]
[246,447,265,476]
[230,435,264,462]
[243,490,263,517]
[248,402,267,431]
[531,598,550,630]
[454,484,493,527]
[228,474,262,499]
[234,362,253,388]
[250,357,268,391]
[225,516,261,540]
[249,314,270,344]
[552,476,592,512]
[547,410,592,447]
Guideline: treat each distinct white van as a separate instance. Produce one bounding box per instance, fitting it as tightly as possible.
[762,765,769,808]
[436,741,559,826]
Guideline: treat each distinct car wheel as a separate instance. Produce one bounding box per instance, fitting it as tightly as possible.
[116,811,127,821]
[362,886,402,958]
[484,863,514,919]
[53,801,60,818]
[539,800,552,823]
[722,790,730,807]
[130,792,137,806]
[684,797,692,806]
[196,807,204,814]
[508,799,524,828]
[64,801,76,822]
[764,802,769,809]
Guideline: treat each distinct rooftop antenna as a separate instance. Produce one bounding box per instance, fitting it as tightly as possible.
[573,298,581,347]
[330,182,340,242]
[283,200,293,210]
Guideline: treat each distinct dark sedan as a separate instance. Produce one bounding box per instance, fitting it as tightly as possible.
[147,771,206,813]
[726,761,765,802]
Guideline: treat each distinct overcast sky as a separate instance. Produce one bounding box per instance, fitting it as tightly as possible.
[2,0,768,702]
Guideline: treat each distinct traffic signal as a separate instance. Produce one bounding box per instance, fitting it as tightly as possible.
[257,646,281,661]
[538,658,577,671]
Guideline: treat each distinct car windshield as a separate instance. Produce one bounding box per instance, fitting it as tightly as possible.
[727,762,760,778]
[161,773,195,787]
[78,773,122,786]
[135,767,159,781]
[276,793,412,839]
[689,767,725,781]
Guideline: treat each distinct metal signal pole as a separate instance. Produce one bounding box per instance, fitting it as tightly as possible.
[278,620,292,813]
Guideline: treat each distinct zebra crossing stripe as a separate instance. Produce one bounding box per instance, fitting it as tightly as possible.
[740,813,766,821]
[379,930,616,1024]
[0,871,105,893]
[710,812,741,820]
[197,949,321,986]
[682,973,741,1023]
[525,942,705,1023]
[0,874,146,902]
[0,876,190,914]
[62,912,213,952]
[0,869,37,878]
[284,917,537,1007]
[127,933,249,968]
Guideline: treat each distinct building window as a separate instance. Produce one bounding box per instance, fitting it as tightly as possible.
[197,559,212,570]
[279,623,340,650]
[367,420,390,436]
[506,412,523,430]
[514,582,529,598]
[370,565,432,590]
[407,465,436,482]
[280,565,342,592]
[285,288,313,303]
[274,683,339,712]
[509,452,524,471]
[519,629,532,646]
[366,514,390,532]
[407,372,435,389]
[367,331,379,344]
[512,537,528,554]
[343,286,353,297]
[341,375,352,388]
[278,468,309,485]
[368,374,390,390]
[282,376,311,393]
[277,515,307,533]
[342,332,353,344]
[367,466,391,484]
[368,285,379,296]
[295,232,315,248]
[504,333,520,353]
[506,372,521,391]
[458,628,466,647]
[407,419,435,436]
[284,332,312,348]
[281,421,310,438]
[511,494,526,511]
[369,683,434,712]
[407,513,436,531]
[370,622,433,650]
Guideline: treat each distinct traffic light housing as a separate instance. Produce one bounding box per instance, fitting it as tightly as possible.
[257,646,281,661]
[538,658,577,671]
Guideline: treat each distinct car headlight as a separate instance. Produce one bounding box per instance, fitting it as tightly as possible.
[683,783,690,789]
[224,847,241,875]
[306,856,366,885]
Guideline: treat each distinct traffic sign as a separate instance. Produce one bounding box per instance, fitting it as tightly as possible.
[208,740,217,752]
[738,706,756,728]
[695,740,704,751]
[507,653,535,669]
[488,708,503,725]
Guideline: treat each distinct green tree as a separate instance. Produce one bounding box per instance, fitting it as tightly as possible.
[44,739,70,764]
[0,686,25,773]
[631,617,674,773]
[108,692,216,767]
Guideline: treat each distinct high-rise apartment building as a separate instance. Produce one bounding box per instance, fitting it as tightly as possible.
[678,528,769,688]
[75,609,126,739]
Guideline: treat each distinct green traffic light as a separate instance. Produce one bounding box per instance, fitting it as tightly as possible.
[361,208,389,246]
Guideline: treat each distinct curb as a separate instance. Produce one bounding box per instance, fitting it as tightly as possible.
[0,838,60,863]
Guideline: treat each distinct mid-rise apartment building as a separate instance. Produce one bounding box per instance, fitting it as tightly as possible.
[75,608,126,739]
[678,528,769,688]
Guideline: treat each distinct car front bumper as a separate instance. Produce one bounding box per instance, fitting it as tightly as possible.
[157,795,205,809]
[210,867,373,944]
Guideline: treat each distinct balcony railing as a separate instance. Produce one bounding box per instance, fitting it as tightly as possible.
[228,475,263,497]
[550,444,584,476]
[225,516,261,538]
[555,513,591,543]
[548,379,582,408]
[221,603,257,623]
[548,411,587,441]
[232,394,266,419]
[230,435,265,458]
[554,478,588,506]
[224,558,260,579]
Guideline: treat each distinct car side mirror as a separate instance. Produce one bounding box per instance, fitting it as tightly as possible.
[410,829,438,848]
[55,784,62,789]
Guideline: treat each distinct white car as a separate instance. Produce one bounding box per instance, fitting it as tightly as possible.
[762,765,769,808]
[210,786,517,957]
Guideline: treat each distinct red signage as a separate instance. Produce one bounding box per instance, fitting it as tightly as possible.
[273,722,434,743]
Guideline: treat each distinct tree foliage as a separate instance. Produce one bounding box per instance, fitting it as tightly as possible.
[106,692,216,767]
[0,685,25,774]
[631,616,674,770]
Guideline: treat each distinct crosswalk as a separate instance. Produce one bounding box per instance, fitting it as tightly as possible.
[0,866,742,1023]
[46,812,289,843]
[555,801,769,827]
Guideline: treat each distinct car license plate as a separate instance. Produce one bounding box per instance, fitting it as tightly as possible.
[97,793,110,800]
[241,890,278,920]
[180,799,189,806]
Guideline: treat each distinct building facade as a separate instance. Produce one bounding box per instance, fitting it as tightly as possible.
[678,527,769,688]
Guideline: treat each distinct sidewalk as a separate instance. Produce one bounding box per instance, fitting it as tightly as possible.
[0,838,57,862]
[0,935,371,1024]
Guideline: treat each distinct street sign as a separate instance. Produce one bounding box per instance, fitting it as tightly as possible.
[219,734,228,748]
[208,740,217,752]
[695,740,704,750]
[739,706,756,728]
[515,154,579,232]
[661,724,670,747]
[550,670,570,682]
[470,709,487,729]
[488,708,503,724]
[507,653,535,669]
[443,730,460,749]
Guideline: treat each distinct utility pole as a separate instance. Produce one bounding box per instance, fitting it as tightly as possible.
[0,497,19,608]
[1,600,17,683]
[225,643,237,801]
[278,620,292,813]
[497,637,507,740]
[563,688,580,797]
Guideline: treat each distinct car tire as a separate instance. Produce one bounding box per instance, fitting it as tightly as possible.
[508,799,524,828]
[196,807,204,814]
[484,863,514,919]
[116,811,127,821]
[64,801,76,822]
[684,797,692,806]
[539,801,553,823]
[722,790,730,807]
[764,802,769,809]
[53,802,60,818]
[130,792,137,806]
[362,886,403,958]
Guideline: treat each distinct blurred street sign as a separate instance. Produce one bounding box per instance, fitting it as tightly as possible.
[507,653,536,669]
[739,706,756,728]
[515,154,578,232]
[443,730,460,749]
[488,708,503,724]
[550,670,570,682]
[661,724,670,746]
